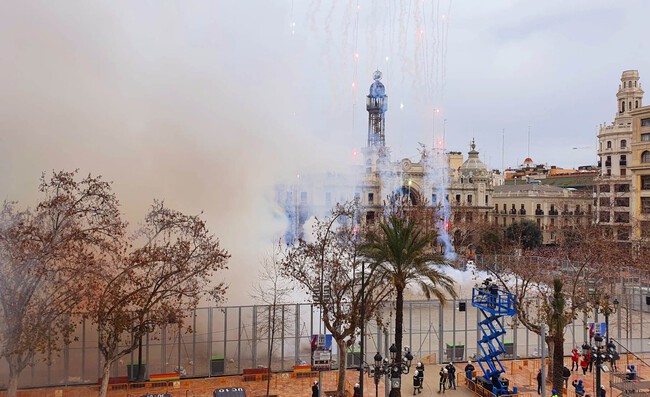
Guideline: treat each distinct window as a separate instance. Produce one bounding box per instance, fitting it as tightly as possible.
[614,212,630,223]
[621,169,627,176]
[494,204,499,212]
[636,100,639,109]
[621,155,627,166]
[456,194,461,203]
[467,194,473,204]
[643,197,650,214]
[642,118,650,127]
[615,184,630,193]
[368,192,374,203]
[642,176,650,190]
[519,204,526,215]
[618,228,630,241]
[642,151,650,164]
[599,197,610,206]
[622,101,626,113]
[641,221,650,238]
[621,140,627,149]
[599,184,610,193]
[485,195,489,205]
[599,211,610,222]
[607,141,612,149]
[575,205,582,214]
[615,197,630,207]
[366,211,376,223]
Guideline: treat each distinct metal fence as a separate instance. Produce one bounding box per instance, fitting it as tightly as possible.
[2,288,650,390]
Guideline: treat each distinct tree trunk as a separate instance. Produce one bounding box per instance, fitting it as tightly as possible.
[99,362,112,397]
[6,355,20,397]
[547,335,565,393]
[337,339,347,397]
[390,287,405,397]
[552,335,565,393]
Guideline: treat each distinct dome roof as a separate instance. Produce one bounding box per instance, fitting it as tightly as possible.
[460,139,489,178]
[369,70,386,97]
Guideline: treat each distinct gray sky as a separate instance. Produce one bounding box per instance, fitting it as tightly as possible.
[1,1,648,304]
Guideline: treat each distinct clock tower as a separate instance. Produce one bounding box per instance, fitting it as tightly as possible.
[367,70,387,147]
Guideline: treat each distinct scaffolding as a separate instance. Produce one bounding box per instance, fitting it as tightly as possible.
[472,281,517,395]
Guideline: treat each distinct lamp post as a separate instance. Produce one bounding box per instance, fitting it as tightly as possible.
[594,333,609,397]
[366,345,414,397]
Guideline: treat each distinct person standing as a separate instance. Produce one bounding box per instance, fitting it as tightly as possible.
[551,389,559,397]
[572,348,580,371]
[465,360,475,380]
[572,379,585,396]
[353,383,360,397]
[312,381,319,397]
[439,367,448,393]
[413,370,422,395]
[447,363,456,389]
[587,349,594,373]
[563,364,571,388]
[600,385,606,397]
[580,355,589,375]
[537,369,543,395]
[416,363,425,392]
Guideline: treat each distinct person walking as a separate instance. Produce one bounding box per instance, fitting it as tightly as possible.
[439,367,448,393]
[537,369,543,395]
[600,385,606,397]
[312,381,319,397]
[353,383,360,397]
[572,348,580,371]
[563,364,571,388]
[588,349,594,373]
[551,388,559,397]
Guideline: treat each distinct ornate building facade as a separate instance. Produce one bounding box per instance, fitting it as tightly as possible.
[595,70,644,242]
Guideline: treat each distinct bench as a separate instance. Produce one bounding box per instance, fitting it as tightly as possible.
[242,368,270,382]
[149,372,181,382]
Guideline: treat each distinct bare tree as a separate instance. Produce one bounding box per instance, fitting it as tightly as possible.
[85,200,230,397]
[0,171,125,397]
[281,201,391,397]
[251,242,293,397]
[481,223,629,392]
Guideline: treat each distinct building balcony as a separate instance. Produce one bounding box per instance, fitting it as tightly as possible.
[549,210,559,216]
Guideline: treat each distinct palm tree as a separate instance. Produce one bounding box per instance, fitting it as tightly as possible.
[362,211,457,397]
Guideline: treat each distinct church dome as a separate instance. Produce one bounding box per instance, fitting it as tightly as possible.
[460,139,489,178]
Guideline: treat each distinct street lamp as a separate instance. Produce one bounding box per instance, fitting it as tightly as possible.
[366,345,414,397]
[594,333,610,397]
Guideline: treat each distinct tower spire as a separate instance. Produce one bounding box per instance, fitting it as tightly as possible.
[616,70,644,119]
[367,70,388,147]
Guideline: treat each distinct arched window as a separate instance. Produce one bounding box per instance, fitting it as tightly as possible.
[635,81,638,87]
[621,140,627,149]
[642,151,650,164]
[622,101,626,112]
[607,141,612,149]
[630,101,632,110]
[636,100,639,108]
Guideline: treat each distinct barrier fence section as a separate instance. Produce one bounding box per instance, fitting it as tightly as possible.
[1,290,650,390]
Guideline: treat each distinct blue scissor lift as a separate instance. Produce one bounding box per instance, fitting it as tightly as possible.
[471,281,517,396]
